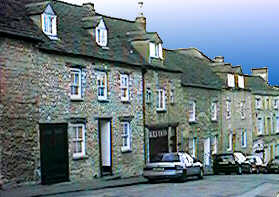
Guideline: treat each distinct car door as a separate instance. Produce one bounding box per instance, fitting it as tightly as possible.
[186,154,201,175]
[183,153,195,175]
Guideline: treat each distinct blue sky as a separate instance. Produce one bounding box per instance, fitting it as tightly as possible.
[62,0,279,85]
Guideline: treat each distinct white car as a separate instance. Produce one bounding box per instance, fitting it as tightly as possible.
[246,155,267,174]
[143,152,203,182]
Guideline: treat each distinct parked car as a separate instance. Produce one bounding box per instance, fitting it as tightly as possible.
[213,152,252,175]
[246,155,266,174]
[143,152,203,182]
[266,157,279,174]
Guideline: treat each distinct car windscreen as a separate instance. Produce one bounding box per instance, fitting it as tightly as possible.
[217,155,234,162]
[151,153,180,162]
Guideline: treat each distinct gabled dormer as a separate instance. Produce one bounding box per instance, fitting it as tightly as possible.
[41,4,57,40]
[95,19,108,47]
[148,33,163,60]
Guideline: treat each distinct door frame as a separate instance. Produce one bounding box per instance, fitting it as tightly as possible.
[98,118,113,176]
[39,123,69,185]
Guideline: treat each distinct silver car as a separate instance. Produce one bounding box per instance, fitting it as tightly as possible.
[143,152,203,181]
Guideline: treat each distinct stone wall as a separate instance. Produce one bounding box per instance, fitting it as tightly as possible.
[221,89,253,154]
[0,37,40,185]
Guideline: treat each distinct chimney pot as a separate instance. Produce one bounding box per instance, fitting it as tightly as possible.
[214,56,224,63]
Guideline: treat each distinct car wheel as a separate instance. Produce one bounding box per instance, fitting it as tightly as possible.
[256,168,260,174]
[198,168,204,179]
[237,166,242,175]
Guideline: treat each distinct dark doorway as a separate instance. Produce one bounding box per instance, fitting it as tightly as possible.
[149,128,169,161]
[99,119,112,176]
[40,123,69,185]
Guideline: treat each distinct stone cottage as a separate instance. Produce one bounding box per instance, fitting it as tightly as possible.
[247,68,279,163]
[0,0,149,185]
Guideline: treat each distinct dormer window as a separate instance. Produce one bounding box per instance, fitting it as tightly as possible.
[227,74,235,88]
[150,42,163,59]
[41,4,57,39]
[96,19,108,47]
[238,75,244,89]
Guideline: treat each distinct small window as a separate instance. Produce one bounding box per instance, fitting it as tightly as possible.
[274,99,278,109]
[150,42,163,59]
[241,129,247,148]
[192,138,196,158]
[257,117,263,135]
[226,99,231,119]
[211,102,217,121]
[266,98,270,110]
[97,72,107,101]
[238,75,244,89]
[240,101,245,119]
[96,19,108,47]
[72,124,86,158]
[70,68,82,100]
[227,132,233,151]
[189,101,196,122]
[157,89,166,111]
[41,5,57,39]
[227,74,235,88]
[121,122,131,152]
[256,97,262,109]
[120,74,129,101]
[146,88,152,104]
[170,89,174,104]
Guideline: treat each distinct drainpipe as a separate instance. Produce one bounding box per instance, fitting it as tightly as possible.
[142,68,147,164]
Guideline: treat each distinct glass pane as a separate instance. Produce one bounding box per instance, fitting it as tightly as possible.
[123,137,128,146]
[77,142,82,153]
[78,126,83,138]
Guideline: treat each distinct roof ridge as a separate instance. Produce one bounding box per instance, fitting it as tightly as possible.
[95,12,136,24]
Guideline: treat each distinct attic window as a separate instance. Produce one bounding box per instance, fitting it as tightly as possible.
[227,74,235,88]
[238,75,244,89]
[41,4,57,39]
[150,42,163,59]
[96,19,108,47]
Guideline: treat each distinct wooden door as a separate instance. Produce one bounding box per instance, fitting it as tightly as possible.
[40,124,69,185]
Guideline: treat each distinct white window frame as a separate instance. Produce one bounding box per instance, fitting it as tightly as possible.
[157,89,166,111]
[121,122,131,152]
[120,74,129,102]
[72,123,86,158]
[170,89,174,104]
[150,42,163,59]
[211,102,217,121]
[256,97,262,109]
[97,72,107,101]
[227,132,233,151]
[240,101,245,119]
[227,74,235,88]
[241,129,247,148]
[212,135,218,154]
[70,68,82,100]
[189,101,196,122]
[226,99,231,119]
[257,117,263,135]
[238,75,244,89]
[96,20,108,47]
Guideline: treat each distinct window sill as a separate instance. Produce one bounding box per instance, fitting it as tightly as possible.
[211,119,218,122]
[71,97,83,102]
[98,99,109,103]
[156,109,167,113]
[121,147,132,153]
[73,155,88,160]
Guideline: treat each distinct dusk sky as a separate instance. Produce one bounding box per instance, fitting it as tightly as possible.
[62,0,279,85]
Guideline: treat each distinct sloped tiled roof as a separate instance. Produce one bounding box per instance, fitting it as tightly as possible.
[0,0,44,40]
[164,49,223,89]
[246,76,279,95]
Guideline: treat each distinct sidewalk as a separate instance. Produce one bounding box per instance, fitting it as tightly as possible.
[0,176,148,197]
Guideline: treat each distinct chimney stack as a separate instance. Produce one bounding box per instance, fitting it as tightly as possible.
[213,56,224,63]
[135,1,146,31]
[83,2,95,16]
[251,67,269,82]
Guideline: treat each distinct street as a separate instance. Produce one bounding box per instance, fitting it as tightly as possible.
[50,174,279,197]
